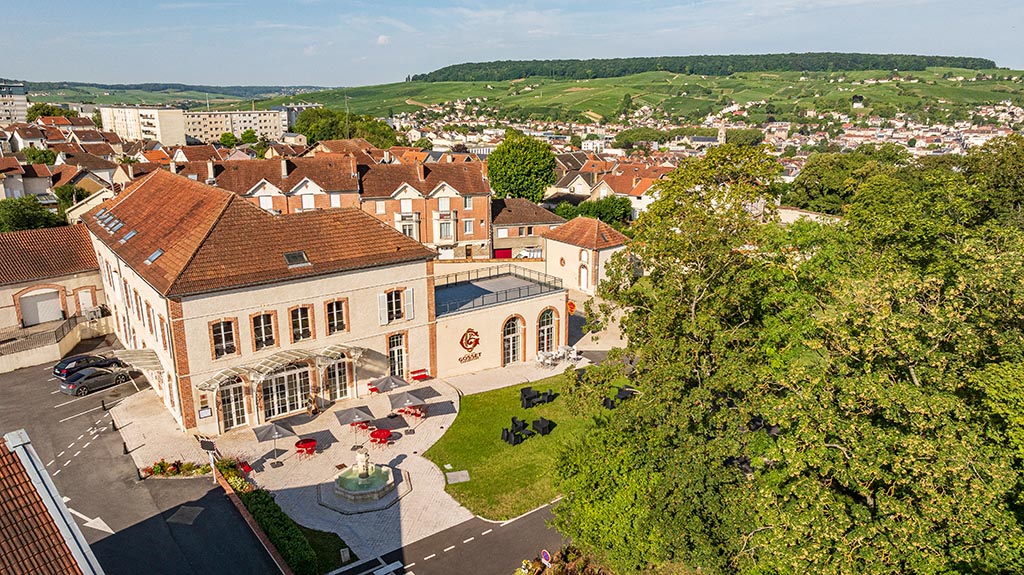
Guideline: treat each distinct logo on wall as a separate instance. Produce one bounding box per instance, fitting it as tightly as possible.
[459,328,482,364]
[567,301,577,314]
[459,328,480,352]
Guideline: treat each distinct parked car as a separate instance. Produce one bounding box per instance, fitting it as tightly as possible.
[52,354,124,379]
[59,367,131,397]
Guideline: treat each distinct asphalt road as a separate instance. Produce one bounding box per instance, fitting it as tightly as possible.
[0,338,279,575]
[342,504,567,575]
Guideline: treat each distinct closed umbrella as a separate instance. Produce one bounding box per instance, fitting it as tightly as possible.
[252,423,295,464]
[389,391,425,410]
[370,374,409,393]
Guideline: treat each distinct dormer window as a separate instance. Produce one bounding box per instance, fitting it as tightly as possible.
[145,249,164,264]
[120,230,137,243]
[284,251,309,267]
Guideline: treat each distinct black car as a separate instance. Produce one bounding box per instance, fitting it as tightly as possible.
[59,367,130,397]
[53,354,124,379]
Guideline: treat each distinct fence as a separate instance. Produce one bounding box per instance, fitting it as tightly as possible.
[0,316,80,356]
[434,264,564,316]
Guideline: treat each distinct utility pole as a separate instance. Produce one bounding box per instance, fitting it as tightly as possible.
[344,92,351,139]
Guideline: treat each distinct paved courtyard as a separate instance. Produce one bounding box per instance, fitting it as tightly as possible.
[108,305,624,562]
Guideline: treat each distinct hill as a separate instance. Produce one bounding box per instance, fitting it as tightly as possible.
[249,67,1024,124]
[0,79,328,107]
[412,53,997,82]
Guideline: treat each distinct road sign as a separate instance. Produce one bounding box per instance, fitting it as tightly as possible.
[541,549,551,567]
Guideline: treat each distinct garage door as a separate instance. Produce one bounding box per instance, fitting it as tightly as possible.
[21,290,62,327]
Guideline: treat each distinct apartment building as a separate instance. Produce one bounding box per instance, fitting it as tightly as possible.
[0,82,28,124]
[99,106,186,146]
[270,103,323,128]
[184,109,288,143]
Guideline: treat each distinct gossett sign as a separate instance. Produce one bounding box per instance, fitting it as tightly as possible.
[459,328,481,363]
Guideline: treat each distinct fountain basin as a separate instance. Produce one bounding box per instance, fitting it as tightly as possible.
[333,464,396,502]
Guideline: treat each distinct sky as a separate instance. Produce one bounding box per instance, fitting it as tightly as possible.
[5,0,1023,87]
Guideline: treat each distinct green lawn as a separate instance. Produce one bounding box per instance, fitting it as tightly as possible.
[295,524,357,574]
[423,373,596,520]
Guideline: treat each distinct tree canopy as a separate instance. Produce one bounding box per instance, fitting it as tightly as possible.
[293,108,403,149]
[0,196,65,232]
[22,147,56,166]
[240,129,258,144]
[54,184,88,213]
[554,142,1024,574]
[25,103,78,123]
[219,132,238,147]
[555,196,632,224]
[486,130,556,203]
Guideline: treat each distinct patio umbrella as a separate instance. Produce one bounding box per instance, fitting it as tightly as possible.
[370,374,409,393]
[389,391,425,410]
[409,386,440,401]
[335,406,375,426]
[252,423,295,461]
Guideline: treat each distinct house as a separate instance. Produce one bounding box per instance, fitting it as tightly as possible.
[263,143,308,159]
[0,157,25,199]
[491,198,565,259]
[543,216,627,295]
[590,173,659,219]
[85,169,565,434]
[0,225,104,329]
[11,125,44,151]
[307,138,380,165]
[55,153,116,184]
[0,429,104,575]
[170,144,219,163]
[280,132,307,146]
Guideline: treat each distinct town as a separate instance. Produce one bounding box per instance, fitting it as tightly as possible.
[1,12,1024,575]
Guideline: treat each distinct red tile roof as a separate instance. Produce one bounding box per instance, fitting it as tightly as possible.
[40,127,66,142]
[543,216,627,250]
[0,438,86,575]
[70,130,104,144]
[98,131,122,145]
[59,153,116,172]
[85,170,434,296]
[38,116,72,126]
[49,165,85,188]
[140,150,170,164]
[173,145,219,162]
[491,198,565,226]
[174,156,359,194]
[47,143,83,155]
[598,174,657,197]
[358,163,490,198]
[22,164,52,179]
[80,143,114,157]
[0,157,24,176]
[0,225,98,286]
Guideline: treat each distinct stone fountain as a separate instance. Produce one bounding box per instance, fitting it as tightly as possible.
[333,449,396,503]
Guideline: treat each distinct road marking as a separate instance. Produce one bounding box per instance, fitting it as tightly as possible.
[59,400,124,423]
[67,443,75,449]
[77,434,84,440]
[53,469,61,476]
[47,377,56,381]
[404,563,415,569]
[57,451,64,457]
[63,460,70,466]
[95,420,102,425]
[443,546,455,552]
[463,537,474,543]
[67,507,114,534]
[46,460,54,466]
[481,529,492,535]
[423,554,435,560]
[73,451,81,457]
[83,442,90,449]
[50,390,62,394]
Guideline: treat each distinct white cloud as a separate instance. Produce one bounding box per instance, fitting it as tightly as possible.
[377,34,391,46]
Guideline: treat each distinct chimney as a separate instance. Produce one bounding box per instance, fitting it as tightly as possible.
[207,159,215,182]
[169,160,177,174]
[415,162,425,182]
[383,150,392,163]
[447,154,454,163]
[127,163,134,180]
[281,158,288,179]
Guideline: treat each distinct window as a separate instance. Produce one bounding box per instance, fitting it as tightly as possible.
[400,199,413,213]
[301,194,315,210]
[329,193,342,208]
[290,306,312,341]
[527,226,534,236]
[211,320,236,358]
[145,249,164,264]
[518,227,526,236]
[497,228,509,239]
[375,201,386,214]
[388,333,405,378]
[253,313,275,350]
[326,359,348,400]
[284,251,309,267]
[262,364,311,419]
[438,197,450,211]
[387,291,403,322]
[503,317,523,366]
[221,382,246,430]
[463,219,473,236]
[145,303,153,334]
[580,249,590,264]
[258,196,273,211]
[439,220,453,240]
[464,196,473,210]
[538,309,556,353]
[400,221,418,240]
[158,315,167,350]
[326,300,347,334]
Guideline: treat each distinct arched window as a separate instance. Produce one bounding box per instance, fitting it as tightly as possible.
[580,249,589,264]
[503,317,523,366]
[538,309,556,353]
[220,377,247,431]
[579,265,590,291]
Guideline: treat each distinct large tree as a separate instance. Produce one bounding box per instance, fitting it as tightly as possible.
[26,103,78,123]
[240,129,258,144]
[292,108,402,149]
[554,144,1024,574]
[54,184,88,213]
[486,129,556,203]
[23,147,56,165]
[219,132,238,147]
[0,196,65,232]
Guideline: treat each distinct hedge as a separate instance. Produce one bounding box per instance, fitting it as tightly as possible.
[239,489,318,575]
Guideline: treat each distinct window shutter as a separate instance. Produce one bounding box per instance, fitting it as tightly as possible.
[378,293,388,325]
[405,288,414,320]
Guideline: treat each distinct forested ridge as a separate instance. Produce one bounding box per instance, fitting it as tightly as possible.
[412,53,997,82]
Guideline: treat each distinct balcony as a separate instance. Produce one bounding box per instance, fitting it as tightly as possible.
[434,265,563,317]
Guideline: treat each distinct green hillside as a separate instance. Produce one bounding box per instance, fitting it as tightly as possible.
[26,85,243,106]
[242,67,1024,124]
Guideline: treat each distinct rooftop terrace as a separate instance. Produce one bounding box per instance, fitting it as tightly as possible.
[434,265,564,317]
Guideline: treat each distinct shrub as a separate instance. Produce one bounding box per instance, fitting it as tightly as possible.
[226,474,252,494]
[239,489,318,575]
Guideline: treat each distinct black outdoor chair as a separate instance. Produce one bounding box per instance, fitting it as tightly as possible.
[520,387,537,401]
[521,428,536,438]
[501,428,511,443]
[532,417,552,436]
[511,417,527,433]
[603,397,616,410]
[510,433,524,446]
[540,390,553,404]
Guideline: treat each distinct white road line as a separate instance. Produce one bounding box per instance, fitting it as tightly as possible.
[63,460,70,466]
[53,469,61,476]
[95,420,102,425]
[59,401,124,423]
[481,529,492,535]
[423,554,435,561]
[73,451,81,457]
[77,435,84,440]
[404,563,416,569]
[83,442,90,449]
[50,390,62,394]
[57,451,64,457]
[91,435,98,441]
[47,377,56,381]
[67,443,75,449]
[46,460,55,466]
[443,546,455,552]
[54,397,85,408]
[462,537,474,543]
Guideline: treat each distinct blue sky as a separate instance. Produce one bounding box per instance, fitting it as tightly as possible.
[6,0,1022,87]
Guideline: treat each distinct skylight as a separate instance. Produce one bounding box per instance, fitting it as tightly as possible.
[110,221,125,233]
[145,249,164,265]
[284,251,310,267]
[119,230,137,244]
[95,208,106,218]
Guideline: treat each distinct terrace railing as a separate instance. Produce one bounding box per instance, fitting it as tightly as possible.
[0,315,80,356]
[434,265,564,316]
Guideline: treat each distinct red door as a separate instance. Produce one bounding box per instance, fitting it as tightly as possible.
[494,249,513,259]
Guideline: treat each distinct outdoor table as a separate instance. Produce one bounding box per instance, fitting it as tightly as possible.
[295,438,317,455]
[370,429,392,442]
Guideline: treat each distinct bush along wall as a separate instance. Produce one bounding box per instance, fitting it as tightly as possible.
[238,489,318,575]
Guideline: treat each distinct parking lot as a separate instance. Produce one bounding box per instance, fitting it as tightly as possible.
[0,337,278,575]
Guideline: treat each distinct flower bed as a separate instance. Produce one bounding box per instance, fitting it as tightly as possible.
[142,458,211,478]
